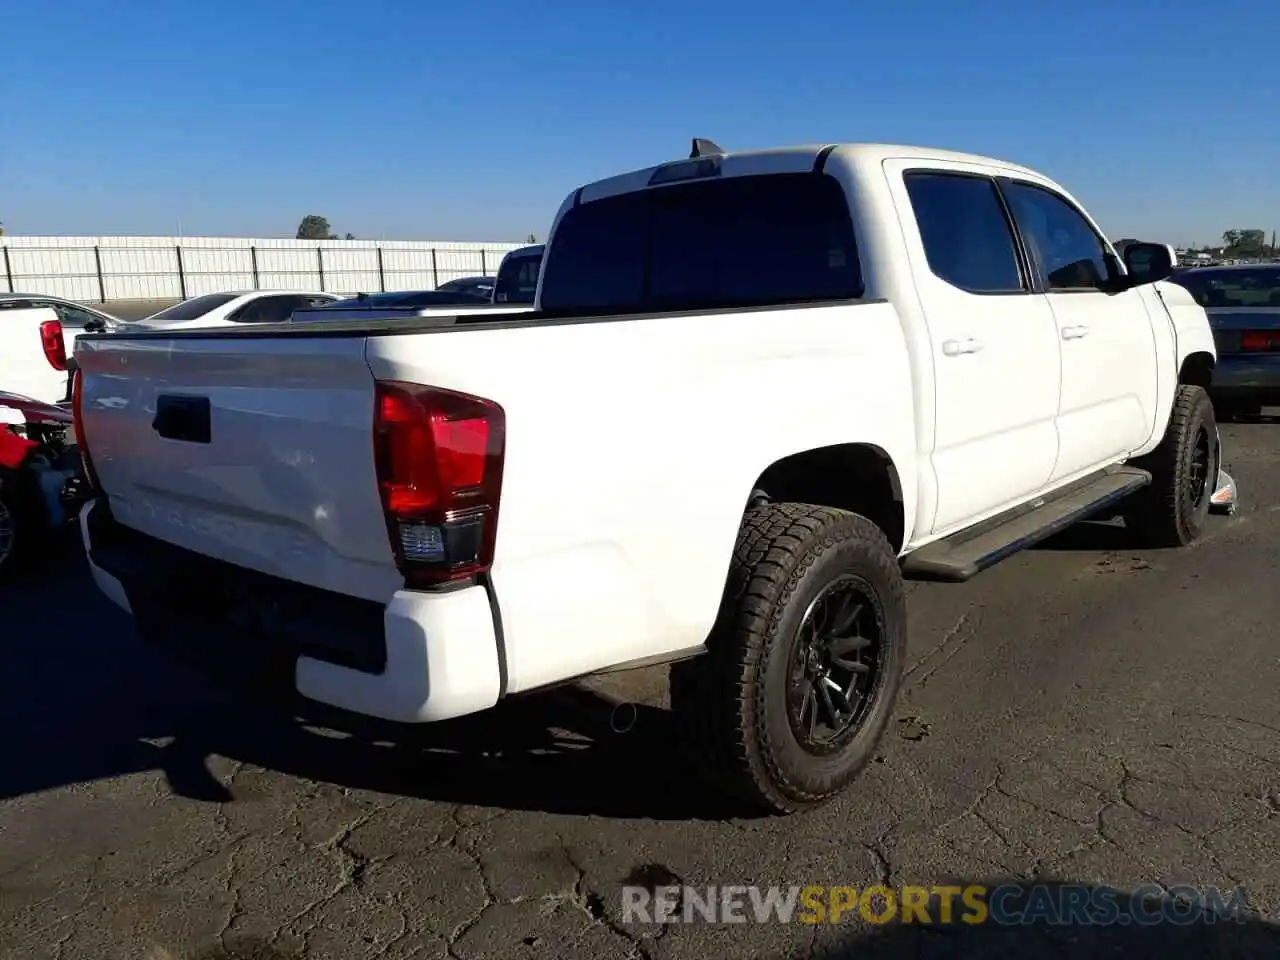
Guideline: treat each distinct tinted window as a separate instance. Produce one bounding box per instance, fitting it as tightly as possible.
[494,255,542,304]
[903,173,1024,293]
[1169,268,1280,307]
[1003,182,1113,291]
[230,295,304,324]
[438,277,495,297]
[145,292,241,324]
[51,304,107,327]
[539,173,863,314]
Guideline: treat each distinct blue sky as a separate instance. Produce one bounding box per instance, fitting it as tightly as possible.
[4,0,1276,246]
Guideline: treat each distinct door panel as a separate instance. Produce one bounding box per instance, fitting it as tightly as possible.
[1000,181,1158,481]
[889,163,1062,534]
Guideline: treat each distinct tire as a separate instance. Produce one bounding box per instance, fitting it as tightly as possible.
[1123,384,1218,548]
[0,479,30,581]
[669,502,907,815]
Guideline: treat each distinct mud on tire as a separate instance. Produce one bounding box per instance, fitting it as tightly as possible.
[669,503,907,815]
[1123,384,1218,548]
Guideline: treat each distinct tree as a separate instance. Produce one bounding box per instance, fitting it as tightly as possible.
[344,232,355,241]
[296,215,336,240]
[527,233,537,244]
[1222,229,1267,258]
[0,221,5,236]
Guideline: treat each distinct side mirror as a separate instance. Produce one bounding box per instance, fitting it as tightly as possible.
[1121,241,1175,286]
[83,318,107,333]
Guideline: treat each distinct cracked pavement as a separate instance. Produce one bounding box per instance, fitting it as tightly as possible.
[3,420,1280,959]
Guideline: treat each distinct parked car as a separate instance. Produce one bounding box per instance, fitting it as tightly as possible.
[0,305,75,406]
[124,290,340,330]
[0,391,82,578]
[436,276,496,300]
[0,293,120,334]
[289,288,531,323]
[72,139,1233,815]
[1164,263,1280,419]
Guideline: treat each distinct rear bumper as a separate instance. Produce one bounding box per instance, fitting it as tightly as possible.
[1211,354,1280,402]
[80,499,501,723]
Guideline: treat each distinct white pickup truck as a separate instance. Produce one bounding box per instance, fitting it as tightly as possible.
[73,139,1236,815]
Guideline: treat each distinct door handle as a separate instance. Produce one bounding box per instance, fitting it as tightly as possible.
[1060,325,1090,340]
[941,338,984,356]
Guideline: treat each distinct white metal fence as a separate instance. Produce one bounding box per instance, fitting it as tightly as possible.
[0,236,527,302]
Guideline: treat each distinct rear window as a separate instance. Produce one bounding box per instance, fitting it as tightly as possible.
[1169,268,1280,307]
[145,292,241,324]
[538,173,863,314]
[494,253,542,304]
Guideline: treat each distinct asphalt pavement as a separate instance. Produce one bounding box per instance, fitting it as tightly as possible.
[3,420,1279,959]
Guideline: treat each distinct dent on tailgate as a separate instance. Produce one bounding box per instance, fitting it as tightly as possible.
[77,332,405,604]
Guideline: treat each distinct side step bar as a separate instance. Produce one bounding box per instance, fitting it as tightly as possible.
[901,466,1152,583]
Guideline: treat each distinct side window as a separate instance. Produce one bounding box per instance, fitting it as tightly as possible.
[228,299,264,324]
[1003,182,1114,292]
[254,296,304,324]
[903,173,1025,294]
[494,255,542,304]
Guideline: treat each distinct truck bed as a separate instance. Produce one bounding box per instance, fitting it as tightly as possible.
[74,296,916,695]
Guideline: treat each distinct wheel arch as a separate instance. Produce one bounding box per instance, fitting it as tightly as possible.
[1179,350,1215,389]
[748,442,906,553]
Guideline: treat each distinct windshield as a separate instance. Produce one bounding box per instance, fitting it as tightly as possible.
[144,292,241,324]
[1169,267,1280,307]
[538,173,863,315]
[494,253,542,304]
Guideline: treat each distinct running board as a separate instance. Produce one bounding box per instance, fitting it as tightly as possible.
[901,466,1152,583]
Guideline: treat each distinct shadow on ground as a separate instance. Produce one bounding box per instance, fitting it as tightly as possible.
[0,545,730,820]
[803,879,1280,959]
[1030,517,1138,553]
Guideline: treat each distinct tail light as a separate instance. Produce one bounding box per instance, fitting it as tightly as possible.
[1239,331,1280,352]
[373,381,506,588]
[40,319,67,370]
[71,369,102,494]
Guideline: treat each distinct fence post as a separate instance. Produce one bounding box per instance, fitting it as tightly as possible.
[250,246,260,289]
[430,247,439,289]
[93,245,107,302]
[2,245,12,293]
[376,246,386,292]
[480,249,487,274]
[317,246,326,291]
[176,245,187,299]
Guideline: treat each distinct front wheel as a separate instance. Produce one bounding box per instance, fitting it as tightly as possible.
[1123,385,1218,547]
[670,503,907,815]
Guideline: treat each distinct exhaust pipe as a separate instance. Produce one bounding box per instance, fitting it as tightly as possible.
[609,699,639,734]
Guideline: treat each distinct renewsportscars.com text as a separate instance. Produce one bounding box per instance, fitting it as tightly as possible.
[621,883,1251,926]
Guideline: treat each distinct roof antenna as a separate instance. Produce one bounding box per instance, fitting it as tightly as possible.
[690,138,724,158]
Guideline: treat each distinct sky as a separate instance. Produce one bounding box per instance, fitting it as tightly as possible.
[3,0,1277,247]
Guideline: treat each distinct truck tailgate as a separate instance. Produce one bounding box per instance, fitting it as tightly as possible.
[75,334,402,603]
